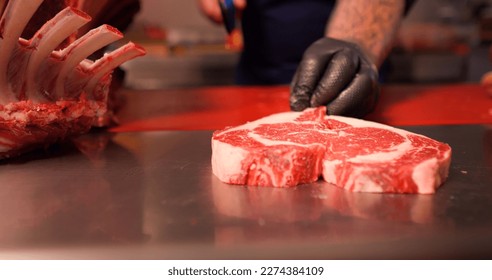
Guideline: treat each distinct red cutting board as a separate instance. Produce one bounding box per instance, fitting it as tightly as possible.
[112,84,492,132]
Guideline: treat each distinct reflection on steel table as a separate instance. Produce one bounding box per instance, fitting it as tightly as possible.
[0,126,491,259]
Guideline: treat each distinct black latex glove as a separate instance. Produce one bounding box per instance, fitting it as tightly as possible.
[290,37,379,118]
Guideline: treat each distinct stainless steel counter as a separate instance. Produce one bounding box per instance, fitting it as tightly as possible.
[1,125,491,259]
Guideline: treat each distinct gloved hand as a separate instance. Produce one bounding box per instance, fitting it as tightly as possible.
[290,37,380,118]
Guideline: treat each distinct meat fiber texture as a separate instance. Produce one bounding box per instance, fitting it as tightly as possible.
[0,0,145,159]
[211,107,452,194]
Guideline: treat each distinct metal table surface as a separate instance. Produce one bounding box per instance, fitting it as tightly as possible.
[0,124,491,259]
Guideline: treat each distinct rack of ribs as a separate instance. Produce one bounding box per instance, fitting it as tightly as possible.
[0,0,145,159]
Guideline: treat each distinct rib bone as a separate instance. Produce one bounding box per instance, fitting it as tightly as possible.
[0,0,144,105]
[53,25,123,99]
[0,0,44,103]
[25,7,92,101]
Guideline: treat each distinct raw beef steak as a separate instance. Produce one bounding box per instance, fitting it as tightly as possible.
[211,107,452,194]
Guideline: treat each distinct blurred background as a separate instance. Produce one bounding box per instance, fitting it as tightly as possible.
[119,0,492,89]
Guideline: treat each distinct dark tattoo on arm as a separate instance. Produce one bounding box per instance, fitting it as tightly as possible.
[326,0,405,67]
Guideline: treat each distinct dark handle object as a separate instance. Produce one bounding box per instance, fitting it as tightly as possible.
[218,0,236,34]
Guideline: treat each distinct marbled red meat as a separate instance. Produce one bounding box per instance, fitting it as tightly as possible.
[212,107,452,194]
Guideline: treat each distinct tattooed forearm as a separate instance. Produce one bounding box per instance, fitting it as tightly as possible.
[326,0,405,67]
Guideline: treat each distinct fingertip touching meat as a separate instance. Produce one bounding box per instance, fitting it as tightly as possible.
[0,0,145,159]
[211,107,452,194]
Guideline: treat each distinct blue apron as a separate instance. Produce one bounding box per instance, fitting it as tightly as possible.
[237,0,335,85]
[235,0,414,85]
